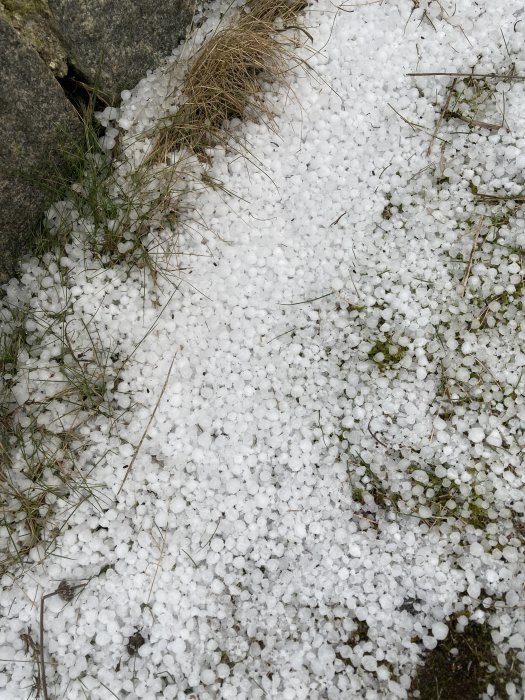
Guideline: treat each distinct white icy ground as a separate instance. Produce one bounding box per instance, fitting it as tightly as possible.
[1,0,525,698]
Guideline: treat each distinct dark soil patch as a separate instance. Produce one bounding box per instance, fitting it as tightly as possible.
[409,615,521,700]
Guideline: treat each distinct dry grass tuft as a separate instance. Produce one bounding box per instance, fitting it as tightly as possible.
[248,0,308,23]
[152,0,308,160]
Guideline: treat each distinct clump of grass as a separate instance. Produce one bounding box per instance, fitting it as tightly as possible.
[0,303,31,497]
[34,92,190,283]
[443,75,505,131]
[0,429,84,571]
[0,296,118,573]
[153,0,307,159]
[30,91,106,258]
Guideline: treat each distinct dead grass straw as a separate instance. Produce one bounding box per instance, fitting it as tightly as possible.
[152,0,307,160]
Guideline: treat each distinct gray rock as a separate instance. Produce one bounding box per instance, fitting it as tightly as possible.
[0,17,81,283]
[48,0,195,103]
[0,1,69,77]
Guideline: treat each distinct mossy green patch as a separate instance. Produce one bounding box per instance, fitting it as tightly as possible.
[344,443,492,533]
[367,333,407,371]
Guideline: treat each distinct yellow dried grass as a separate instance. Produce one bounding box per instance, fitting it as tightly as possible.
[153,0,307,159]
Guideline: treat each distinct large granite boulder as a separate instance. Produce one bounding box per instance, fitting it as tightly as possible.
[0,17,81,283]
[48,0,195,103]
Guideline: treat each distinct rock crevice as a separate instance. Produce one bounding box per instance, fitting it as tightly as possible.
[0,0,195,283]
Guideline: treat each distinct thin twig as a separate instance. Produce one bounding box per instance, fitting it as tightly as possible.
[265,326,301,344]
[199,519,221,550]
[117,351,178,495]
[275,25,314,43]
[280,291,334,306]
[407,71,525,81]
[338,0,384,8]
[474,357,503,391]
[476,192,525,203]
[388,103,449,146]
[388,103,423,131]
[444,110,502,131]
[353,511,379,526]
[501,29,511,59]
[461,215,485,296]
[367,417,388,448]
[146,526,168,605]
[318,409,328,448]
[428,78,456,156]
[181,548,198,567]
[39,592,53,700]
[438,141,446,179]
[40,584,84,700]
[330,211,347,227]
